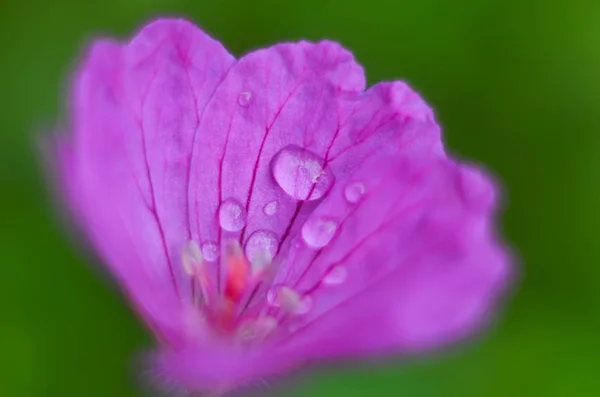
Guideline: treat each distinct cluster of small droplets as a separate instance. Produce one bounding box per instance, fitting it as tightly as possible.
[180,237,314,343]
[182,102,373,342]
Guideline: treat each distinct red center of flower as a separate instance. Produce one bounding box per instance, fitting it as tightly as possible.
[223,248,249,305]
[181,240,306,342]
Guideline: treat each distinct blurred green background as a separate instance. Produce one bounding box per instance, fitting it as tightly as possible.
[1,0,599,396]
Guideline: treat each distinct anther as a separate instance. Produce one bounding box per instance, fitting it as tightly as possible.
[270,286,310,314]
[182,240,211,304]
[182,240,202,275]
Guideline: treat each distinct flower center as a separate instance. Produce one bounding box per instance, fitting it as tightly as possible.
[181,240,306,343]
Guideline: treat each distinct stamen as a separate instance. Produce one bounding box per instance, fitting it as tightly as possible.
[250,250,275,279]
[181,240,202,276]
[269,286,310,314]
[182,240,211,304]
[181,239,290,343]
[210,297,237,332]
[223,240,249,304]
[238,255,282,315]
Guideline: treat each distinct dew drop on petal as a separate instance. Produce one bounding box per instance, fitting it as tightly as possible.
[263,200,278,216]
[219,198,247,232]
[322,266,348,286]
[267,286,280,307]
[301,217,338,248]
[238,91,252,107]
[297,295,313,315]
[245,230,278,268]
[200,242,219,262]
[271,145,334,201]
[344,182,366,203]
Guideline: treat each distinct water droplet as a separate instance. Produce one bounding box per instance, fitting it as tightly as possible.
[245,230,278,269]
[271,145,334,201]
[323,266,347,286]
[263,200,278,216]
[298,295,313,314]
[238,91,252,107]
[344,182,366,203]
[200,242,219,262]
[301,217,338,248]
[219,198,247,232]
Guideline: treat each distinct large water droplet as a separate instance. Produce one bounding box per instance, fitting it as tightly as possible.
[323,266,347,286]
[263,200,278,216]
[344,182,366,203]
[219,198,247,232]
[301,217,338,248]
[271,145,334,201]
[201,241,219,262]
[238,91,252,107]
[245,229,278,265]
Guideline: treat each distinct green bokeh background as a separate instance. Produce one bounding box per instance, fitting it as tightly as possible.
[1,0,598,396]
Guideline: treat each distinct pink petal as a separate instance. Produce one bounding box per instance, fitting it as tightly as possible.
[275,156,510,358]
[150,156,509,389]
[143,34,456,390]
[53,18,511,393]
[188,40,442,291]
[150,343,293,392]
[56,19,235,345]
[188,40,364,268]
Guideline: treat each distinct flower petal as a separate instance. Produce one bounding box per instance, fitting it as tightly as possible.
[150,156,510,390]
[149,38,450,390]
[55,19,235,344]
[188,39,365,287]
[273,155,510,359]
[149,343,293,392]
[188,40,442,292]
[54,19,510,392]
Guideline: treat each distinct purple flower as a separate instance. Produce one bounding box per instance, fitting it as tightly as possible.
[52,19,511,394]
